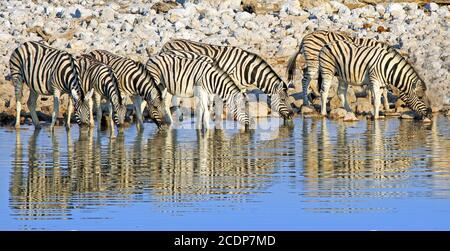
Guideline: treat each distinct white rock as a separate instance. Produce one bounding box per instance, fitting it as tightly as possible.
[218,0,241,11]
[386,3,406,19]
[235,12,253,26]
[0,33,13,41]
[330,1,351,16]
[100,7,116,22]
[425,3,439,12]
[281,0,304,16]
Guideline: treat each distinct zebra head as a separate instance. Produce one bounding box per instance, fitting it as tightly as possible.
[271,82,294,120]
[146,87,171,128]
[229,92,251,129]
[72,89,94,127]
[113,104,127,126]
[412,78,432,120]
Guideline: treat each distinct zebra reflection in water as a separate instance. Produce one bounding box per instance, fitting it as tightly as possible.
[9,127,293,217]
[300,118,434,213]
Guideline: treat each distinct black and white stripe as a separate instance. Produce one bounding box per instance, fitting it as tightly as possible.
[77,55,127,133]
[87,50,171,129]
[9,41,89,129]
[162,39,294,119]
[318,40,432,119]
[287,30,392,108]
[146,52,251,129]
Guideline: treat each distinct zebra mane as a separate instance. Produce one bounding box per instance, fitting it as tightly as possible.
[389,49,426,90]
[68,53,85,100]
[241,49,288,91]
[107,67,123,105]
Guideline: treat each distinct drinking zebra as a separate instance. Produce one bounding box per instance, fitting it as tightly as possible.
[77,54,127,134]
[146,52,251,130]
[87,50,171,129]
[317,40,432,120]
[9,41,92,130]
[287,30,393,109]
[161,39,294,120]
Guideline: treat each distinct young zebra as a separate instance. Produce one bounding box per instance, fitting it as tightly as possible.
[146,52,251,130]
[287,30,392,109]
[161,39,294,120]
[77,55,127,133]
[87,50,171,130]
[318,40,432,120]
[9,41,92,130]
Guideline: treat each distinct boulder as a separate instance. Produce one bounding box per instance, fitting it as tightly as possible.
[151,1,180,14]
[386,3,406,19]
[400,111,417,120]
[300,105,315,115]
[329,108,347,120]
[355,97,372,115]
[343,112,358,122]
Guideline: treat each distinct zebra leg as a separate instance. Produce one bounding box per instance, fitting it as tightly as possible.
[164,92,175,125]
[14,78,23,128]
[337,80,351,112]
[89,97,95,128]
[301,67,312,106]
[94,94,102,131]
[320,75,333,116]
[171,95,184,123]
[372,83,382,119]
[66,98,73,130]
[107,102,115,138]
[132,95,144,131]
[27,91,41,129]
[50,90,61,130]
[382,88,390,112]
[194,86,211,130]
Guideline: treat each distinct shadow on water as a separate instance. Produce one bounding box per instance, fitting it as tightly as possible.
[6,115,450,226]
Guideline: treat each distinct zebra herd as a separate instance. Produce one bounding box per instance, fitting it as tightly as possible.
[9,29,433,135]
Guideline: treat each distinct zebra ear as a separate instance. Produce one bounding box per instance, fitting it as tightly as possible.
[158,84,167,98]
[71,89,79,101]
[287,81,295,89]
[85,89,94,100]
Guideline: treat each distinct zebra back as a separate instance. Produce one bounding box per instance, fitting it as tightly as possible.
[162,39,289,94]
[9,41,84,101]
[87,50,164,104]
[159,50,216,65]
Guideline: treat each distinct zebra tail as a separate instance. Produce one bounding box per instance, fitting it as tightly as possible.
[317,69,323,93]
[286,41,303,82]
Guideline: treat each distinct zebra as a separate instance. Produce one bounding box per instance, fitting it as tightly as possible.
[317,40,432,120]
[161,39,294,120]
[287,30,393,110]
[153,49,219,121]
[77,54,127,134]
[9,41,92,130]
[87,50,171,130]
[146,52,251,130]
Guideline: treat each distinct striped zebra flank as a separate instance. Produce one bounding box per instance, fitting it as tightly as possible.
[77,54,127,133]
[318,40,432,119]
[87,50,171,129]
[287,30,392,108]
[9,41,90,129]
[146,52,251,130]
[161,39,294,119]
